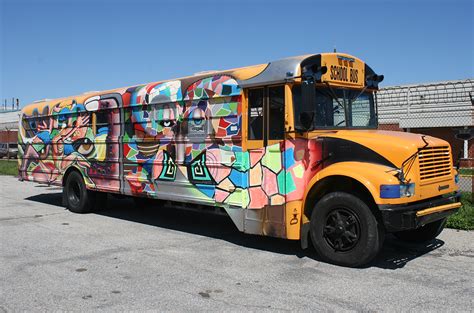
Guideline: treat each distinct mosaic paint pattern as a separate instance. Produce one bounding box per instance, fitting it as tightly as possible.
[18,73,323,239]
[19,75,322,209]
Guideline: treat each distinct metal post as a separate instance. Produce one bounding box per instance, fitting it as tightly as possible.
[464,140,469,159]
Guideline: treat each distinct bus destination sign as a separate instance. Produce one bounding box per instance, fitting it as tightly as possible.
[321,54,364,88]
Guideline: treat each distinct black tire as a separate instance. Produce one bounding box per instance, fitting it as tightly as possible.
[310,192,384,267]
[64,171,96,213]
[394,218,446,243]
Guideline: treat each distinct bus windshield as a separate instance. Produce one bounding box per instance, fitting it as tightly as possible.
[293,85,377,130]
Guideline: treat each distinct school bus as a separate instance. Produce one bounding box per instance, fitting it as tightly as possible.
[18,53,461,267]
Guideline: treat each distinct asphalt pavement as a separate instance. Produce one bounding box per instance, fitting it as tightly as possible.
[0,175,473,311]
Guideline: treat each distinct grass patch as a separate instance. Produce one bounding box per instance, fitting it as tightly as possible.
[447,192,474,230]
[458,168,473,176]
[0,159,18,176]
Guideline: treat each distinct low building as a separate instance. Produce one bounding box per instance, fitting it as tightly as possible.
[0,110,20,143]
[377,79,473,168]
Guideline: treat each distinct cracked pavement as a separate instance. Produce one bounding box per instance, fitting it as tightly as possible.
[0,175,473,311]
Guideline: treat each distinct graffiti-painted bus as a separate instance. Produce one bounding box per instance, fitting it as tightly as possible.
[18,53,461,266]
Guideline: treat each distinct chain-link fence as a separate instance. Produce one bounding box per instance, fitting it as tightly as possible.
[377,79,473,194]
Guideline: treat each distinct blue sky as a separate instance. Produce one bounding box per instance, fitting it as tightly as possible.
[1,0,473,107]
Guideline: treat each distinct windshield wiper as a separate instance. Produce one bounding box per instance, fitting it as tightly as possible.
[324,82,352,125]
[323,82,345,109]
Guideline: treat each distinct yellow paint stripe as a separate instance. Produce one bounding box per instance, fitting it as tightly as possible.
[416,202,462,217]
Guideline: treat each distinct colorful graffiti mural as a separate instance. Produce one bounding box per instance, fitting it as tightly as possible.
[18,73,321,238]
[19,94,123,191]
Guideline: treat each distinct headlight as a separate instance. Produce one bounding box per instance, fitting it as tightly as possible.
[380,183,415,199]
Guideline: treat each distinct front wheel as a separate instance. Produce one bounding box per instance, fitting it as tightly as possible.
[394,218,446,243]
[310,192,384,267]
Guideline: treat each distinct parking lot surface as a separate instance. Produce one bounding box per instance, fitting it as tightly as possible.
[0,175,473,311]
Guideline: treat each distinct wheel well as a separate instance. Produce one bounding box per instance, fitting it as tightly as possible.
[62,167,82,187]
[304,176,382,224]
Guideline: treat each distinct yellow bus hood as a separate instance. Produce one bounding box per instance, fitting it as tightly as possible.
[313,130,449,167]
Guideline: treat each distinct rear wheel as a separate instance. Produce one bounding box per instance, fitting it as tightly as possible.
[64,171,97,213]
[394,218,446,243]
[310,192,384,267]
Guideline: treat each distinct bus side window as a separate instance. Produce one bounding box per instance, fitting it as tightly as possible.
[292,85,302,130]
[95,111,109,136]
[248,88,264,140]
[268,86,285,140]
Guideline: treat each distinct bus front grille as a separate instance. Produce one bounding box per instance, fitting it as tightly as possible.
[418,146,452,181]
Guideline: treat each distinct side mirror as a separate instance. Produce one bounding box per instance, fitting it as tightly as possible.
[365,73,384,88]
[455,129,473,141]
[299,112,314,130]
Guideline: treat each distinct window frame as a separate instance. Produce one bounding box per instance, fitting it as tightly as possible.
[245,84,287,149]
[247,87,265,143]
[292,84,378,130]
[93,110,110,136]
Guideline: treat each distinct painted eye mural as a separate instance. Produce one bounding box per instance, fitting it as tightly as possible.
[122,80,183,195]
[73,137,95,157]
[160,119,174,128]
[183,101,210,144]
[154,103,180,140]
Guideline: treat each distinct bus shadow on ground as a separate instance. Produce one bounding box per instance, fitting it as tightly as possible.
[25,192,444,270]
[25,192,64,208]
[369,237,444,269]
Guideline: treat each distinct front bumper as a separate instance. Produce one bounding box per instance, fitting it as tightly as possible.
[378,192,461,232]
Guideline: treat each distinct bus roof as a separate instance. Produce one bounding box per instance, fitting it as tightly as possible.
[23,52,371,113]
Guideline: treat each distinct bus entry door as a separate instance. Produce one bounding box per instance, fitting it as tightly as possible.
[245,85,287,237]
